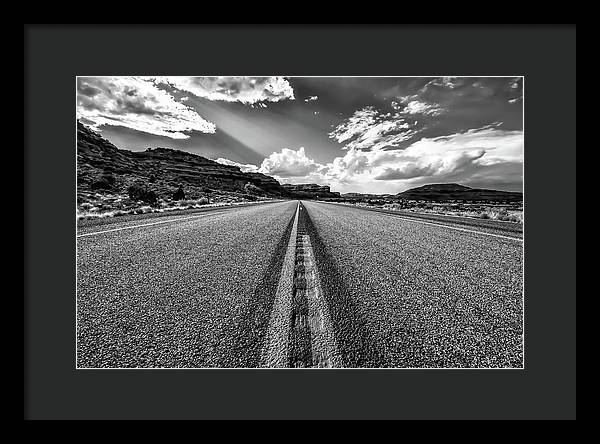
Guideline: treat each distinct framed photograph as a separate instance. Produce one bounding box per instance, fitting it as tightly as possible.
[25,24,576,420]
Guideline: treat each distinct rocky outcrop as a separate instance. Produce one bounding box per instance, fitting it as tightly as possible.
[77,122,287,198]
[281,184,341,200]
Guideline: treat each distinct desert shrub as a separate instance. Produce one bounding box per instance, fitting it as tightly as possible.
[127,184,158,205]
[498,212,522,223]
[511,213,524,223]
[144,190,158,205]
[173,186,186,200]
[128,184,146,201]
[131,206,152,214]
[495,209,509,220]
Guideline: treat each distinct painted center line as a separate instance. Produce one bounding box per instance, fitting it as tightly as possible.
[76,211,227,237]
[261,202,341,368]
[261,202,300,368]
[389,215,523,242]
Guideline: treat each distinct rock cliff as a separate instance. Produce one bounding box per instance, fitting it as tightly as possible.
[77,122,286,199]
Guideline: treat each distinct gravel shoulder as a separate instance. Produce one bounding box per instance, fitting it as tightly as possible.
[76,200,284,234]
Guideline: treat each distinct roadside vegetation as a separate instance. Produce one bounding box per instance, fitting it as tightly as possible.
[77,183,271,220]
[345,201,524,224]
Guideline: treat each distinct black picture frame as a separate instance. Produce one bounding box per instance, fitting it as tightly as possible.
[24,24,576,420]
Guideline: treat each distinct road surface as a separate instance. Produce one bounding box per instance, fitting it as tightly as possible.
[77,200,523,368]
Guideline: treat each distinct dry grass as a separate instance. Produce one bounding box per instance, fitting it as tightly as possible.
[76,192,270,220]
[478,209,523,223]
[378,202,524,223]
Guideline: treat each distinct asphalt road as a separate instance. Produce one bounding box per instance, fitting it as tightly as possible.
[302,201,523,368]
[77,200,297,367]
[77,200,523,368]
[335,204,524,239]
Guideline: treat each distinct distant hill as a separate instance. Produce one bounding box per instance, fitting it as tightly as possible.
[396,183,523,202]
[341,193,395,200]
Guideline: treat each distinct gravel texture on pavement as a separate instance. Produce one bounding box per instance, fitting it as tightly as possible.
[330,204,523,239]
[77,198,523,368]
[77,200,296,368]
[302,201,523,368]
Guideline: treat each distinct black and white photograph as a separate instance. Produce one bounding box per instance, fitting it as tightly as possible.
[76,76,524,369]
[25,23,578,420]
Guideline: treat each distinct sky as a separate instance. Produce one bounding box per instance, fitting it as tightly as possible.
[77,76,523,194]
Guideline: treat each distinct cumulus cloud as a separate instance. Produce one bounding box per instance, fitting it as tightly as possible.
[77,76,215,139]
[374,164,438,181]
[214,158,260,173]
[291,124,522,193]
[373,149,486,181]
[208,77,523,193]
[151,76,295,104]
[322,91,523,191]
[259,147,319,177]
[220,122,522,194]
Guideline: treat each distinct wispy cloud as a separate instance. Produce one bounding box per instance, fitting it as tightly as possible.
[150,76,295,104]
[329,107,417,151]
[77,77,215,139]
[391,96,444,116]
[77,76,298,140]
